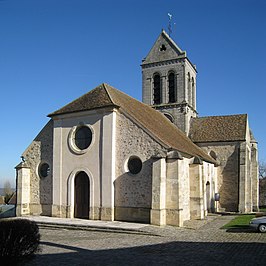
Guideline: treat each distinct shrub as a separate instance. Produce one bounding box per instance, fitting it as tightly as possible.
[0,219,40,260]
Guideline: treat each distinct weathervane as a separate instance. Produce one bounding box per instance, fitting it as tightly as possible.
[168,13,173,37]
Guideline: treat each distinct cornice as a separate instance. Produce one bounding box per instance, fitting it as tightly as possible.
[141,57,185,69]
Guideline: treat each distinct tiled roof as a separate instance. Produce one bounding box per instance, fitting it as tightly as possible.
[189,114,247,143]
[49,84,216,164]
[48,85,115,116]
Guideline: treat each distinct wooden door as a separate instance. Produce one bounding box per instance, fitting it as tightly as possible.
[74,172,89,219]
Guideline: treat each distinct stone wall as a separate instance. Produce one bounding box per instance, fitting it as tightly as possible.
[196,142,239,212]
[142,58,197,135]
[251,143,259,211]
[189,163,204,219]
[189,161,217,219]
[202,162,217,213]
[142,61,185,106]
[115,113,167,223]
[154,104,196,135]
[22,120,53,215]
[165,157,191,225]
[179,159,190,220]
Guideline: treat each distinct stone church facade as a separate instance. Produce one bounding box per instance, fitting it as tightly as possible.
[16,30,259,226]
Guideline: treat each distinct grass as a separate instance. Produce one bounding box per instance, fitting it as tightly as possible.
[259,207,266,212]
[221,214,255,230]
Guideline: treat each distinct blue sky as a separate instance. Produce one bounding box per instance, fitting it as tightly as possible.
[0,0,265,187]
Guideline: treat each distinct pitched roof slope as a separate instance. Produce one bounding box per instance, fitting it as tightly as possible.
[49,83,216,163]
[189,114,247,143]
[48,85,115,116]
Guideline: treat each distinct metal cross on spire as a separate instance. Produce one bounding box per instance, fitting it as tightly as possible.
[168,13,173,37]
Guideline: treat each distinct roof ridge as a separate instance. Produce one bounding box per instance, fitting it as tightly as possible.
[102,83,116,105]
[194,114,247,119]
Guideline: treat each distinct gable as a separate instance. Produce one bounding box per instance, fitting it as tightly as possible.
[142,30,186,65]
[48,84,116,117]
[189,114,248,143]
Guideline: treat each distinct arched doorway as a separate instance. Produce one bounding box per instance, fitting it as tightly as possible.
[74,171,90,219]
[206,181,211,212]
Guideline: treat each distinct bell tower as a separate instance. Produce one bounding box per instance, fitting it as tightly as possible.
[141,30,197,135]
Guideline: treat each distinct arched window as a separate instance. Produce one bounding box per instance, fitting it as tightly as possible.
[168,72,176,103]
[164,113,174,123]
[192,77,195,107]
[209,150,217,160]
[187,72,192,105]
[153,74,161,104]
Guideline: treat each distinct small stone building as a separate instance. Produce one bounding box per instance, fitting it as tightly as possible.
[16,30,259,226]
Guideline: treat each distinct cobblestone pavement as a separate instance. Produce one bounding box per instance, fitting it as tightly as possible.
[18,215,266,266]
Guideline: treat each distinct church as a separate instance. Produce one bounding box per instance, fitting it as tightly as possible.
[16,30,259,226]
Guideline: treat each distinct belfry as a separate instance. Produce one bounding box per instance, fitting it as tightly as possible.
[142,30,197,134]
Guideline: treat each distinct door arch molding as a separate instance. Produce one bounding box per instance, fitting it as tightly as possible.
[67,167,94,219]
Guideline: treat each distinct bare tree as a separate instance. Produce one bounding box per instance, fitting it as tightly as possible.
[3,180,13,204]
[259,161,266,179]
[4,180,12,195]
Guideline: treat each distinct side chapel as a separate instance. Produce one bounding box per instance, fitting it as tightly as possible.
[16,30,259,226]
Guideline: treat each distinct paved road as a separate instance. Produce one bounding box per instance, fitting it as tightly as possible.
[18,215,266,265]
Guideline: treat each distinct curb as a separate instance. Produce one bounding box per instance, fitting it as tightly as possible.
[35,221,160,236]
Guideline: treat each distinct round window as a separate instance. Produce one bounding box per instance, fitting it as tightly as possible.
[128,156,142,175]
[39,163,50,178]
[74,126,92,150]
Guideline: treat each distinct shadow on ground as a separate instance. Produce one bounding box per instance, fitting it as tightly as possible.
[225,225,257,233]
[14,240,266,266]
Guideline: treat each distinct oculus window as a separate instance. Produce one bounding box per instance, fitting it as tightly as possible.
[69,124,94,154]
[39,163,50,178]
[128,156,142,175]
[74,126,92,150]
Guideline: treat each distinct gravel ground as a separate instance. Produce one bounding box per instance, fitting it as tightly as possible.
[12,215,266,266]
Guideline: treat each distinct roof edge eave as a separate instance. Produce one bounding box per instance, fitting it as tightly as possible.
[192,139,247,144]
[48,104,119,118]
[120,108,215,164]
